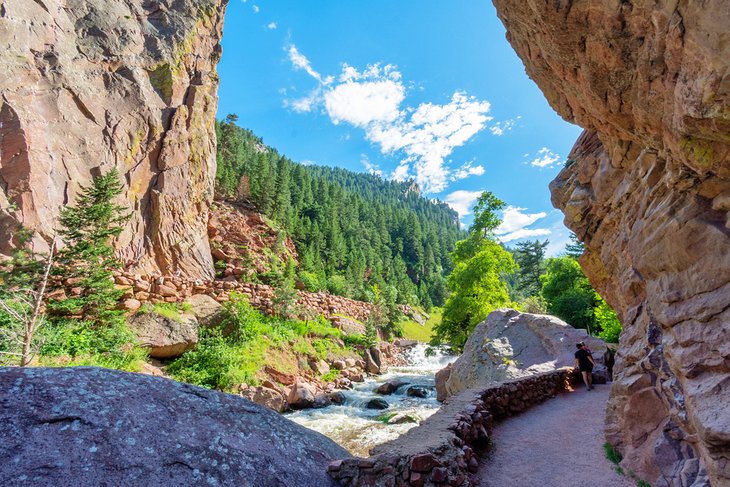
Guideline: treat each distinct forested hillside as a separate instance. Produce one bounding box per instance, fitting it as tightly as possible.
[215,116,466,309]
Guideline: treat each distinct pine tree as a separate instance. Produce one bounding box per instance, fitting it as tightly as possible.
[51,169,130,323]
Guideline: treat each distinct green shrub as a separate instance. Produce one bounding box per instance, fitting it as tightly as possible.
[519,295,549,314]
[167,330,266,390]
[326,275,349,297]
[321,369,340,382]
[39,317,146,371]
[298,271,323,292]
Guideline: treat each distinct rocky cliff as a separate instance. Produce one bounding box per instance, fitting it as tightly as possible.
[491,1,729,485]
[0,0,228,278]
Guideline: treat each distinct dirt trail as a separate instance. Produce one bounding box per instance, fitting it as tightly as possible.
[474,384,633,487]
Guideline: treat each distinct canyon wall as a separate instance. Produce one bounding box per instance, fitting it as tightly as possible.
[0,0,229,278]
[492,1,729,485]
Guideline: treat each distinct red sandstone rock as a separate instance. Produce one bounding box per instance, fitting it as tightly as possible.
[0,0,226,279]
[492,1,730,484]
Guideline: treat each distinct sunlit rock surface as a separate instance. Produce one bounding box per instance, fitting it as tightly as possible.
[492,1,729,485]
[0,0,229,278]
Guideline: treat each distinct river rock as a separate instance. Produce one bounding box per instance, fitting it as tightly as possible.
[287,381,317,410]
[395,339,418,348]
[0,0,226,278]
[184,294,225,328]
[128,312,199,359]
[239,385,287,413]
[329,391,346,405]
[406,386,430,399]
[387,413,420,425]
[435,363,452,402]
[364,347,383,374]
[493,1,730,484]
[0,367,349,486]
[365,398,389,410]
[445,309,607,398]
[376,380,409,395]
[310,359,330,376]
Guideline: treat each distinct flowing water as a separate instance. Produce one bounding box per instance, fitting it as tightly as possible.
[287,343,456,457]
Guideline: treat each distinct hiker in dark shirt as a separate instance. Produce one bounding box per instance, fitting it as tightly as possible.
[575,343,596,391]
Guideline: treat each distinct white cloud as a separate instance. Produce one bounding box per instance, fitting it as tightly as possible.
[252,4,260,13]
[451,161,485,181]
[361,154,383,177]
[489,117,519,136]
[391,162,411,181]
[444,190,483,219]
[267,22,277,30]
[283,47,493,193]
[527,147,561,168]
[286,45,332,85]
[495,206,551,242]
[324,65,404,126]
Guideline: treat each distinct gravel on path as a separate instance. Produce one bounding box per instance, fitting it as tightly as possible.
[474,384,633,487]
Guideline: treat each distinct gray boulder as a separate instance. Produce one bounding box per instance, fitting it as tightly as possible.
[128,311,198,358]
[184,294,225,328]
[0,367,350,486]
[445,308,609,398]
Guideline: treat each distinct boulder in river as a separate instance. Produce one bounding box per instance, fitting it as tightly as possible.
[366,398,389,410]
[406,386,431,398]
[287,381,317,409]
[0,367,349,486]
[376,379,409,395]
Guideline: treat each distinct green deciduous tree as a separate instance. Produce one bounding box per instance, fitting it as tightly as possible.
[540,256,598,332]
[434,192,517,350]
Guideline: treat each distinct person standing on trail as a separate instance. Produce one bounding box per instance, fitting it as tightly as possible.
[575,343,595,391]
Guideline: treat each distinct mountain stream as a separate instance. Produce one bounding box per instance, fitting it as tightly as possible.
[287,343,455,457]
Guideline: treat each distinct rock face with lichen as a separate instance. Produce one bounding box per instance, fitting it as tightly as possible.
[0,0,229,278]
[492,1,729,485]
[0,367,349,485]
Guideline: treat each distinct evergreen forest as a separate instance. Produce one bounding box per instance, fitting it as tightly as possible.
[215,115,465,310]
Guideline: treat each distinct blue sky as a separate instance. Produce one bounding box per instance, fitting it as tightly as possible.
[216,0,583,255]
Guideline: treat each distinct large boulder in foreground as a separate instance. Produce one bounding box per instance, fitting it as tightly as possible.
[444,309,607,398]
[492,1,729,485]
[0,367,349,486]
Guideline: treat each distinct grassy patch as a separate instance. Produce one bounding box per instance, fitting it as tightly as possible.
[400,308,441,342]
[321,369,340,382]
[603,442,624,475]
[636,481,650,487]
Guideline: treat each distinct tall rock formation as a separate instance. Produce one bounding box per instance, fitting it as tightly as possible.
[0,0,229,278]
[492,1,729,486]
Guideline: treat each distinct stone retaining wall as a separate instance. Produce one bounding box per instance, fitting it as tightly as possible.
[328,367,576,486]
[107,272,377,321]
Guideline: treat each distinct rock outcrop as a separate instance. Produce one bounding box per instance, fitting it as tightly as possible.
[0,0,229,278]
[492,1,730,485]
[0,367,350,486]
[128,310,199,358]
[443,309,607,399]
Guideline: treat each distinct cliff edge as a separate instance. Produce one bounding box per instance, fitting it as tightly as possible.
[492,1,729,485]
